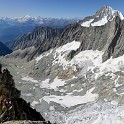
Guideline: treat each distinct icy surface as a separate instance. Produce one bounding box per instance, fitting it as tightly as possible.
[47,103,124,124]
[81,19,94,27]
[70,50,103,68]
[64,103,124,124]
[31,100,39,107]
[40,79,50,89]
[35,55,43,62]
[50,77,66,90]
[42,87,98,107]
[21,76,38,83]
[40,77,65,90]
[118,11,124,20]
[53,41,81,68]
[40,77,76,90]
[56,40,81,53]
[91,16,108,26]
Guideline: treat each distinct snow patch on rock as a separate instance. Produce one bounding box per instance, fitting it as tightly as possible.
[81,19,94,27]
[91,16,108,26]
[43,87,98,107]
[21,76,38,83]
[31,100,39,107]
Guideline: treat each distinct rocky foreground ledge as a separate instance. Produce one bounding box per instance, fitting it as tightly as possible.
[0,64,51,123]
[3,120,51,124]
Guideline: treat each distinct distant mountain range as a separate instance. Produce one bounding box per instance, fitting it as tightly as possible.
[0,15,79,26]
[0,16,79,43]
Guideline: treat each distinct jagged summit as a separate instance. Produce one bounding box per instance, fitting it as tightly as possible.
[95,5,124,20]
[81,6,124,27]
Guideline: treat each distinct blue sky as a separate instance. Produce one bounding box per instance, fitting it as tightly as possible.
[0,0,123,18]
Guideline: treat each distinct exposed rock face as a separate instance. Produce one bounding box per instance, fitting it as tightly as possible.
[0,64,46,123]
[13,27,63,51]
[0,42,12,56]
[75,16,124,62]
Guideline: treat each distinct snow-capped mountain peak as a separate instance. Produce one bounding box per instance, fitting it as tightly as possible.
[23,15,31,18]
[95,5,124,20]
[81,6,124,27]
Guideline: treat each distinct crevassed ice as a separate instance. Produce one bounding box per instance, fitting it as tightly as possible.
[52,41,81,68]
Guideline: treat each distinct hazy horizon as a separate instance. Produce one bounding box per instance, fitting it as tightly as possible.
[0,0,124,18]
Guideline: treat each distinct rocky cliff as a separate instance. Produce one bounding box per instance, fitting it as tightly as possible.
[0,64,49,123]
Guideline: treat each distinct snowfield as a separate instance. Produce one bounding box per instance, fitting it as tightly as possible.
[21,76,38,83]
[91,16,108,26]
[42,87,98,108]
[81,19,94,27]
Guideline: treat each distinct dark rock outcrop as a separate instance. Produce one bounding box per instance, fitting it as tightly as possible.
[0,64,48,123]
[13,27,64,51]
